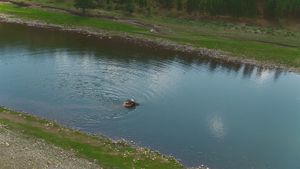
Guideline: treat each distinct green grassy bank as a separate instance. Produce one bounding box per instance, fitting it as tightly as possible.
[0,107,183,169]
[0,2,300,69]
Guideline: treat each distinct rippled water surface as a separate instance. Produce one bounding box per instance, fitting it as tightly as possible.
[1,23,300,169]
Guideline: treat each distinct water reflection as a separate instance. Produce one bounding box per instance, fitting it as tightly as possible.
[0,23,287,83]
[187,56,287,82]
[256,69,273,84]
[209,114,226,140]
[0,22,290,123]
[1,23,300,169]
[243,64,256,78]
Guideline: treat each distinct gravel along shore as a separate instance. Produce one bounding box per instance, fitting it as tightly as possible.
[0,124,102,169]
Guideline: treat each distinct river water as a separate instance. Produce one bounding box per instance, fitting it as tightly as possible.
[0,23,300,169]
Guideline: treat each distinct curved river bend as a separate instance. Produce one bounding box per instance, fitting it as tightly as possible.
[0,23,300,169]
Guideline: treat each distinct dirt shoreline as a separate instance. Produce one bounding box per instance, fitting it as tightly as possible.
[0,12,298,73]
[0,124,102,169]
[0,125,205,169]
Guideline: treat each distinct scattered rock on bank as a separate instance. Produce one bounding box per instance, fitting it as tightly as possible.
[0,126,102,169]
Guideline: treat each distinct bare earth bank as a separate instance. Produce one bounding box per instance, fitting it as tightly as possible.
[0,124,102,169]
